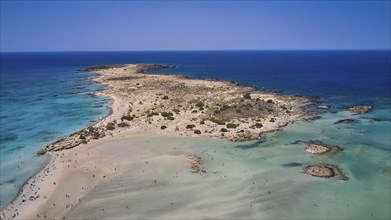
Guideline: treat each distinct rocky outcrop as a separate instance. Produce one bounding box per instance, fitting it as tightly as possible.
[37,126,106,155]
[303,164,348,180]
[346,105,372,114]
[186,155,206,174]
[304,141,342,154]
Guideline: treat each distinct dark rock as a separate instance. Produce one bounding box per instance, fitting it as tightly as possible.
[334,118,359,124]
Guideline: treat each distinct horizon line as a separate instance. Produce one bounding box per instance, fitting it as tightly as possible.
[1,49,390,53]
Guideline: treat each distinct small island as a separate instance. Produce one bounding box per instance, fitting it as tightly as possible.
[39,64,316,154]
[304,141,343,154]
[303,164,348,180]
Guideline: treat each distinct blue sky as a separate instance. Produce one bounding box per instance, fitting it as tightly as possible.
[1,0,390,51]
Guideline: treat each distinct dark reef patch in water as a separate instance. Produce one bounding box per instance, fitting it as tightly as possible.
[236,140,264,150]
[36,131,63,143]
[290,140,303,145]
[282,162,303,167]
[334,118,359,124]
[6,146,25,153]
[0,135,17,143]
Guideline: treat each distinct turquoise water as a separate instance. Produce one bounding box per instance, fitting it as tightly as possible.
[69,125,390,219]
[0,51,390,218]
[0,66,111,208]
[190,110,390,218]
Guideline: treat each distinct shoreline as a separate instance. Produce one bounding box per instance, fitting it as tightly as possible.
[1,64,317,219]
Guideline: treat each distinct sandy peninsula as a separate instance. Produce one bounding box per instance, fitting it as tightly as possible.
[1,64,316,219]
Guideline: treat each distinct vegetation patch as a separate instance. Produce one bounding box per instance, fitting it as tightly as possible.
[106,122,115,130]
[209,118,225,125]
[161,112,174,117]
[226,123,239,129]
[118,122,130,127]
[243,93,251,99]
[186,124,196,129]
[220,104,230,111]
[255,123,263,128]
[194,130,201,134]
[220,128,228,132]
[147,112,159,117]
[160,125,167,130]
[121,115,134,121]
[195,102,204,108]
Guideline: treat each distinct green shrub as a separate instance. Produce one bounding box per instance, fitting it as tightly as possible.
[92,132,101,139]
[161,125,167,130]
[243,93,251,99]
[200,120,205,124]
[186,124,196,129]
[267,99,273,103]
[161,112,173,117]
[147,112,159,117]
[269,118,276,122]
[192,110,198,113]
[79,135,86,140]
[162,95,169,100]
[195,102,204,108]
[118,122,130,127]
[173,109,180,114]
[121,115,134,121]
[167,116,175,120]
[226,123,238,129]
[106,122,115,130]
[209,118,225,125]
[220,128,228,132]
[194,130,201,134]
[221,104,230,111]
[255,123,263,128]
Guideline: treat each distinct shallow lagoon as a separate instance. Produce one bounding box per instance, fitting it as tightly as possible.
[68,110,390,219]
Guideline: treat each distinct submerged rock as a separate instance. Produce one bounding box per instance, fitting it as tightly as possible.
[303,164,348,180]
[346,105,372,114]
[282,162,303,167]
[186,155,206,174]
[334,118,358,124]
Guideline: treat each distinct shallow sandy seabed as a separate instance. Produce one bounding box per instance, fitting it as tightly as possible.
[0,64,327,219]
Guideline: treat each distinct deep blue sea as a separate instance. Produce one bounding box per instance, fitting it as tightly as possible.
[0,51,390,216]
